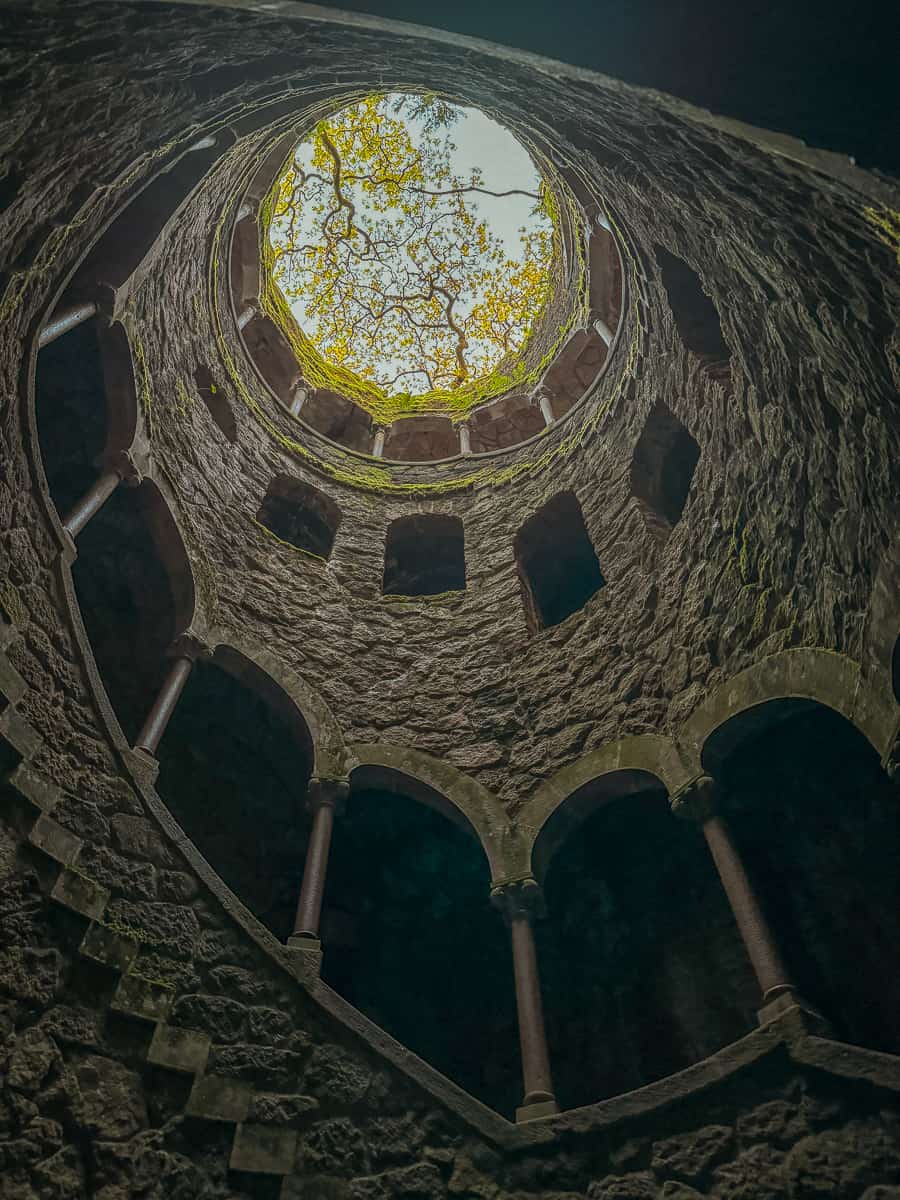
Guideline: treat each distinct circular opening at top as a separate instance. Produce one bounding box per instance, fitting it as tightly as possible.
[264,93,560,423]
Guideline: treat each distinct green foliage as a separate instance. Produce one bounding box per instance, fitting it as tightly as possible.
[262,93,571,423]
[209,155,633,496]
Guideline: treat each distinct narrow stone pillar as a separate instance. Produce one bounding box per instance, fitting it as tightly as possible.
[592,316,614,346]
[62,469,121,539]
[186,134,216,152]
[38,301,99,348]
[62,451,142,539]
[672,775,797,1006]
[491,878,559,1122]
[134,639,204,756]
[237,303,256,331]
[288,383,308,417]
[535,389,555,427]
[372,426,386,457]
[290,777,350,946]
[458,422,471,455]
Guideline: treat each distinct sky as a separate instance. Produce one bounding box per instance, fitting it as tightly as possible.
[271,95,552,395]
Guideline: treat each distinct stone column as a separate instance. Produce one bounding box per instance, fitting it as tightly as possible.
[237,303,256,331]
[592,315,614,346]
[289,777,350,947]
[186,134,216,152]
[288,382,308,417]
[458,422,471,455]
[38,301,99,348]
[491,878,559,1122]
[62,470,122,539]
[671,775,797,1007]
[534,388,555,427]
[134,638,204,756]
[372,426,386,457]
[62,451,141,539]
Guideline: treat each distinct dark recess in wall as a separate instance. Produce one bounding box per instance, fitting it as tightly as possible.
[515,491,605,631]
[257,475,342,559]
[383,513,466,595]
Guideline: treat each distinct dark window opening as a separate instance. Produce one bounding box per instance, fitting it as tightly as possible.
[194,365,237,443]
[536,780,756,1108]
[322,782,519,1115]
[654,244,731,369]
[710,703,900,1054]
[515,492,604,631]
[383,416,459,462]
[301,389,373,454]
[631,400,700,541]
[35,320,108,516]
[257,475,341,559]
[383,514,465,596]
[71,484,186,742]
[72,132,234,298]
[157,656,313,942]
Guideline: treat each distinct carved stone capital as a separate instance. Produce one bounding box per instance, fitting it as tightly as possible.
[490,876,546,922]
[307,776,350,815]
[106,449,144,487]
[670,774,720,824]
[166,634,210,664]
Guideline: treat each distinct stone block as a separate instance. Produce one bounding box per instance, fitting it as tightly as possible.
[230,1122,298,1175]
[111,972,174,1022]
[0,706,43,758]
[147,1022,210,1074]
[50,867,110,921]
[186,1074,253,1122]
[0,652,27,704]
[6,762,62,813]
[28,813,83,866]
[79,922,139,972]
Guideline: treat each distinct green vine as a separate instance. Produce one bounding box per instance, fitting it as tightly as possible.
[863,205,900,266]
[255,117,584,427]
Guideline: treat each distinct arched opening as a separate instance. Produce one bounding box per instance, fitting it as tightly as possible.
[383,417,459,462]
[704,700,900,1053]
[70,130,235,305]
[534,771,757,1109]
[257,475,342,559]
[514,491,604,632]
[194,365,237,444]
[631,400,701,542]
[155,650,314,940]
[468,393,545,453]
[654,244,731,374]
[34,319,137,518]
[320,767,519,1114]
[70,482,194,743]
[383,514,466,596]
[300,390,373,453]
[35,319,106,517]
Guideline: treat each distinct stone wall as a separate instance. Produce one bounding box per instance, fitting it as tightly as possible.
[1,1,899,1196]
